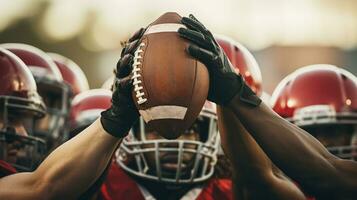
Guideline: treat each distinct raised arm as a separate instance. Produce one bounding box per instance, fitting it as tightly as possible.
[218,106,305,200]
[227,98,357,198]
[0,28,145,200]
[0,119,121,200]
[178,14,357,199]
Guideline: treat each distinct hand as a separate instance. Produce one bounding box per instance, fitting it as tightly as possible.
[100,28,145,137]
[178,14,261,106]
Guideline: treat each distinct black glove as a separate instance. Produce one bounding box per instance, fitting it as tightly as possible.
[178,14,261,106]
[100,28,145,138]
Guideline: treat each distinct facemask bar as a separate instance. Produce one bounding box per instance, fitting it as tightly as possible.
[0,131,46,171]
[291,105,357,126]
[327,127,357,160]
[0,96,47,171]
[327,145,357,160]
[34,77,70,150]
[117,112,219,184]
[0,96,46,120]
[302,122,357,160]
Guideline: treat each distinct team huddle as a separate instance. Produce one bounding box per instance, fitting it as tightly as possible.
[0,14,356,200]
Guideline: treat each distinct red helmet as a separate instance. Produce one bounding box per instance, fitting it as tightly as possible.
[0,43,71,151]
[215,35,263,96]
[70,89,112,137]
[0,48,46,171]
[48,53,90,96]
[271,64,357,159]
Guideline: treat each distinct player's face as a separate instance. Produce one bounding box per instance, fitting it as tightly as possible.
[0,116,29,163]
[0,113,46,170]
[304,125,354,147]
[144,130,200,173]
[138,119,205,178]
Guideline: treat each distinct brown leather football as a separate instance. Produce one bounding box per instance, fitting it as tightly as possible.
[131,12,209,139]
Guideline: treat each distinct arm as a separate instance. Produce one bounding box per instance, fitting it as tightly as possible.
[0,119,120,200]
[0,28,145,200]
[218,106,305,200]
[177,15,357,198]
[227,98,357,197]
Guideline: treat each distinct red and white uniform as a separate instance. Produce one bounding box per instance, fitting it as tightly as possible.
[98,161,233,200]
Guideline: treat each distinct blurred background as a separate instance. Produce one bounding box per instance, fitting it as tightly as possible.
[1,0,356,94]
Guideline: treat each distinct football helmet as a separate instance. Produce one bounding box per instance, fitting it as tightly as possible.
[101,76,115,91]
[271,64,357,159]
[215,35,263,96]
[69,89,112,137]
[48,53,89,97]
[0,43,71,151]
[0,48,46,171]
[117,101,219,184]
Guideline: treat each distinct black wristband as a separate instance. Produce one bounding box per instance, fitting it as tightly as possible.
[224,74,262,107]
[220,73,244,105]
[238,78,262,107]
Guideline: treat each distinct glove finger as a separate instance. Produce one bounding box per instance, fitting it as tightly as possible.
[129,27,146,42]
[119,76,133,91]
[121,39,142,56]
[187,14,217,46]
[181,17,207,34]
[181,17,217,49]
[116,54,134,78]
[113,75,133,96]
[187,45,216,68]
[178,28,212,51]
[189,14,207,30]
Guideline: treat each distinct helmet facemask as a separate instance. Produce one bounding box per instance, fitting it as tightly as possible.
[303,124,357,160]
[293,105,357,160]
[0,95,46,171]
[33,76,70,152]
[117,111,219,184]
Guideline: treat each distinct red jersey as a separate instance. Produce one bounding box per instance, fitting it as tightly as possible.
[0,160,17,178]
[98,160,233,200]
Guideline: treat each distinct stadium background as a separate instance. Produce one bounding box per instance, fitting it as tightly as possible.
[0,0,356,94]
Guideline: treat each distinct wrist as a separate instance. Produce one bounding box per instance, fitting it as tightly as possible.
[94,118,124,141]
[100,108,135,138]
[227,93,240,109]
[226,81,262,107]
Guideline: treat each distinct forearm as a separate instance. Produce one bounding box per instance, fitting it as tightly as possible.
[227,95,338,186]
[217,106,273,183]
[0,118,121,199]
[34,118,121,199]
[218,106,306,200]
[25,118,119,200]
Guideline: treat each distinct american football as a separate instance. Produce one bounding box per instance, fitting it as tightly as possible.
[131,12,209,139]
